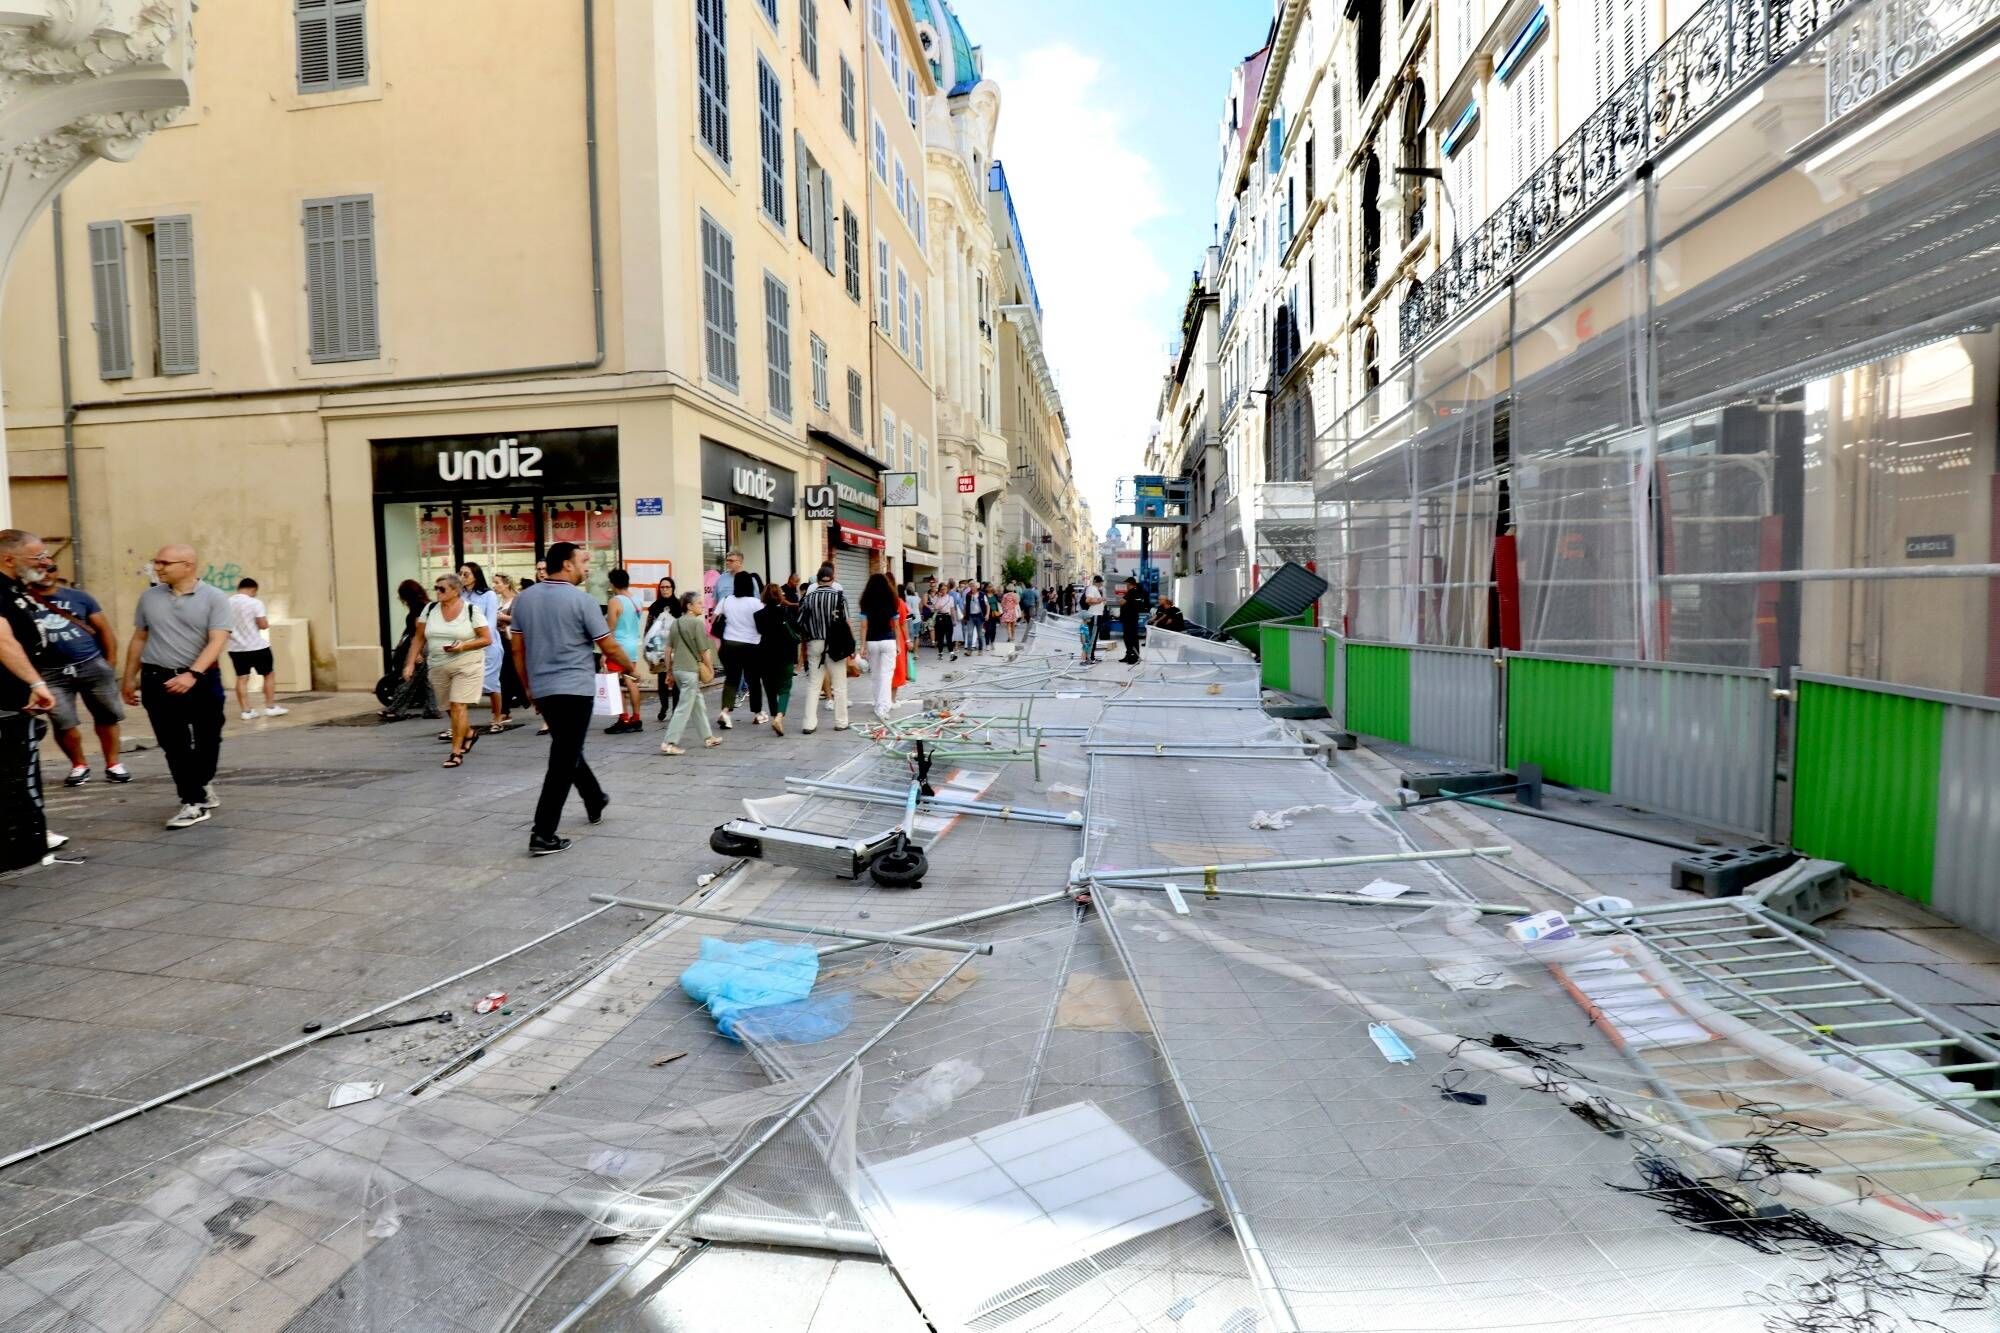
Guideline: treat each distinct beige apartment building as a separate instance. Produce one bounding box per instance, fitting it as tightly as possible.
[858,0,939,590]
[0,0,930,689]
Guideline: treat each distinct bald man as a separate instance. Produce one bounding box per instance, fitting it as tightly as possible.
[122,545,233,828]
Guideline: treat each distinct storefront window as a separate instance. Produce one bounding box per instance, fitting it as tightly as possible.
[541,496,620,602]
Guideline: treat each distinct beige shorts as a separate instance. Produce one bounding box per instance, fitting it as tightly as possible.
[431,651,487,705]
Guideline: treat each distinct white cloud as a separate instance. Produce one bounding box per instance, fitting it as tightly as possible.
[985,44,1175,531]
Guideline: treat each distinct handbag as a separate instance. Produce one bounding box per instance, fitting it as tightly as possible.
[825,596,857,662]
[697,654,716,686]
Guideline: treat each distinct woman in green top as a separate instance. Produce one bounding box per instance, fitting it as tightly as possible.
[659,595,722,756]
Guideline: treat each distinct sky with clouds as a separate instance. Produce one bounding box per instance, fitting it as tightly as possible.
[950,0,1273,533]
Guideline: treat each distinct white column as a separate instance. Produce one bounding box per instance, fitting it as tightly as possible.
[942,223,961,404]
[960,246,976,414]
[0,2,194,529]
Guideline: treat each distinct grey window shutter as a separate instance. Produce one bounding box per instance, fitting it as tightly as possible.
[696,0,730,163]
[305,195,378,362]
[87,221,132,379]
[298,0,366,93]
[153,214,199,375]
[819,176,837,274]
[339,196,378,358]
[796,133,812,248]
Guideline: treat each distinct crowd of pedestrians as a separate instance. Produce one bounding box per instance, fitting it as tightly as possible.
[0,524,1066,868]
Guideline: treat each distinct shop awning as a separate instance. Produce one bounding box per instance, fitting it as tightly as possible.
[832,519,888,551]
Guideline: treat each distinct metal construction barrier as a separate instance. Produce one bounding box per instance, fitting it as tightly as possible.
[1338,640,1501,768]
[1793,673,2000,930]
[1507,653,1778,838]
[1325,632,1345,730]
[1257,622,1325,703]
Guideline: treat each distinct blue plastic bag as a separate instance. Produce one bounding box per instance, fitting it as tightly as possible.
[680,938,819,1040]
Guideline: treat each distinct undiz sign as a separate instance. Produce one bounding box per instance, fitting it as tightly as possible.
[732,465,779,503]
[438,438,543,482]
[369,428,618,495]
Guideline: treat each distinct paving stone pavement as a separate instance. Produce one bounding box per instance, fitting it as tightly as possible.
[0,677,903,1218]
[6,645,2000,1312]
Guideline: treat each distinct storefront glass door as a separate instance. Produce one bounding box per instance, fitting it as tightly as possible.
[540,495,620,602]
[380,501,461,649]
[462,501,539,591]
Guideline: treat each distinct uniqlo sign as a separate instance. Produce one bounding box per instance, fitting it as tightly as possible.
[957,474,976,494]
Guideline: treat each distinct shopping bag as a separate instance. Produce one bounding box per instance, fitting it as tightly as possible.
[592,673,622,716]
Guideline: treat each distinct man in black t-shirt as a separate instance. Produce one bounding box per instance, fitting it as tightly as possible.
[0,530,58,873]
[1117,577,1150,664]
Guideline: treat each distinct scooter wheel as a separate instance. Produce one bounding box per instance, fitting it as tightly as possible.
[709,826,763,858]
[868,846,928,888]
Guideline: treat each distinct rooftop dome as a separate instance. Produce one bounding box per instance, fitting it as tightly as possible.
[907,0,981,96]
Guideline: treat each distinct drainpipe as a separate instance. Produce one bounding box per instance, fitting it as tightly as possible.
[67,0,605,417]
[51,196,82,585]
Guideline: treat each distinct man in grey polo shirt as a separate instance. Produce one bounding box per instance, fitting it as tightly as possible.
[121,544,233,829]
[509,541,633,855]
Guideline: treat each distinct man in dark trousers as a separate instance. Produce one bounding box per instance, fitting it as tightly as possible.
[1118,576,1150,664]
[121,544,233,829]
[0,530,58,872]
[509,541,634,856]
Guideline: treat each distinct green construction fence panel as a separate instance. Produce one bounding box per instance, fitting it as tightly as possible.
[1507,655,1614,793]
[1792,676,1943,905]
[1260,623,1291,693]
[1343,643,1410,744]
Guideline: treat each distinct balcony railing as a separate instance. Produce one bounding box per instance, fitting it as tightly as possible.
[1221,294,1240,339]
[979,318,993,342]
[1398,0,1980,353]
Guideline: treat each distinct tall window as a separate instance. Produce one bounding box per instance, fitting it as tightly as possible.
[1448,124,1479,245]
[1506,33,1550,195]
[700,212,739,390]
[839,57,857,139]
[1401,82,1427,244]
[919,438,930,494]
[847,367,865,433]
[902,424,914,472]
[896,265,910,352]
[1355,0,1381,99]
[764,273,793,419]
[800,0,819,78]
[810,333,830,410]
[872,119,888,180]
[913,292,925,373]
[87,217,201,379]
[303,195,378,363]
[876,236,891,328]
[756,0,778,23]
[757,58,785,224]
[1304,134,1316,204]
[893,156,907,219]
[882,407,896,461]
[1592,0,1648,102]
[296,0,367,94]
[1360,152,1382,295]
[905,66,919,124]
[695,0,729,164]
[842,208,861,301]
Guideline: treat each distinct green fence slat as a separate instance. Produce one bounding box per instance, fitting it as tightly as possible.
[1260,624,1291,692]
[1344,644,1410,744]
[1507,657,1614,792]
[1793,680,1942,904]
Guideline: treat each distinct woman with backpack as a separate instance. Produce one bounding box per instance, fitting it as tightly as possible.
[403,573,492,768]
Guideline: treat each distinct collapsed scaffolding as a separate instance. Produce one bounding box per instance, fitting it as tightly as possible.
[4,617,2000,1332]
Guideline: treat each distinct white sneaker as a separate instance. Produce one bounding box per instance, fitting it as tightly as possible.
[200,786,220,809]
[45,831,69,850]
[166,804,210,829]
[241,710,257,722]
[264,705,289,717]
[753,712,769,725]
[717,712,733,729]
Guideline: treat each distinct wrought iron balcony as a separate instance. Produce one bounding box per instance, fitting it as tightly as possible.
[1398,0,1980,353]
[1221,295,1240,339]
